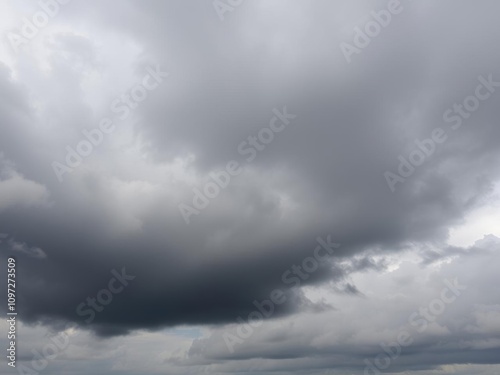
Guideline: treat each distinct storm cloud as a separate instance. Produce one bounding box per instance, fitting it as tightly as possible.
[0,1,499,374]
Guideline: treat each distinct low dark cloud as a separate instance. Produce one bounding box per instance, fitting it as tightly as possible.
[0,1,499,374]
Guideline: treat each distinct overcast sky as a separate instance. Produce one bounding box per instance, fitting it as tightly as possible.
[1,1,500,374]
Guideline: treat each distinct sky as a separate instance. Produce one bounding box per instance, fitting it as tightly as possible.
[0,1,500,374]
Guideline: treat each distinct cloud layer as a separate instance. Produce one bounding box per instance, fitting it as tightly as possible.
[0,1,499,374]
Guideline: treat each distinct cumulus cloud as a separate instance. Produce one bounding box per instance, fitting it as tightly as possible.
[0,1,499,374]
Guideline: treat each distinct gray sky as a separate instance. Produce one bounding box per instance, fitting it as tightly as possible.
[1,1,500,374]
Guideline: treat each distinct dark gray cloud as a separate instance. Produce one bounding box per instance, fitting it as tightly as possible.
[0,1,500,374]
